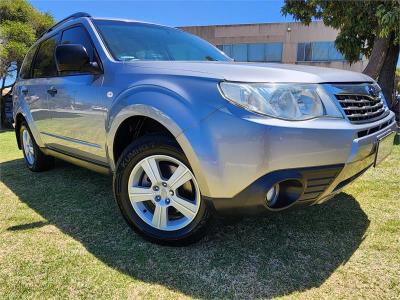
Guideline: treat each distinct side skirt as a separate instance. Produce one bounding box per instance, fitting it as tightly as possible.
[43,147,111,175]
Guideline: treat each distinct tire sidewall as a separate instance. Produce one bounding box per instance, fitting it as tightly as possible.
[20,123,36,169]
[114,137,209,244]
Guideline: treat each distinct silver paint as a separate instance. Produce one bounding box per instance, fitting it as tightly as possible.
[14,15,397,204]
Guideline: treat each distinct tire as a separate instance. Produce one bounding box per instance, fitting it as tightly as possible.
[19,121,54,172]
[113,135,211,245]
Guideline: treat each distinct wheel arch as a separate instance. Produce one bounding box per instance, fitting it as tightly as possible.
[14,113,26,149]
[107,110,211,196]
[13,104,45,149]
[112,115,176,163]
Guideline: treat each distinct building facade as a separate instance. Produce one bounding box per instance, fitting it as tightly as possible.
[180,21,367,72]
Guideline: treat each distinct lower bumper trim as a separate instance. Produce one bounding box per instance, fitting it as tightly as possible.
[206,164,344,215]
[333,166,371,192]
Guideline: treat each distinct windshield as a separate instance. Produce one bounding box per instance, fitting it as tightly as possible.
[94,20,230,62]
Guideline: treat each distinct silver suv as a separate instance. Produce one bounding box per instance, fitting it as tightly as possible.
[13,13,397,244]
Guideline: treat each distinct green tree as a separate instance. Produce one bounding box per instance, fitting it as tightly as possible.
[0,0,54,128]
[0,0,54,78]
[282,0,400,115]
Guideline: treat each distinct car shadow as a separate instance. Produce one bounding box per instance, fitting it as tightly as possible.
[0,129,13,133]
[0,158,369,299]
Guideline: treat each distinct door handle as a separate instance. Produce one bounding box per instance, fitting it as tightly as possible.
[47,87,57,96]
[21,87,28,96]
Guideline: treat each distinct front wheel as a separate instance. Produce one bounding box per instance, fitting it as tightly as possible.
[113,135,211,245]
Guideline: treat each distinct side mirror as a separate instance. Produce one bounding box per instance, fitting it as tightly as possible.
[55,44,100,74]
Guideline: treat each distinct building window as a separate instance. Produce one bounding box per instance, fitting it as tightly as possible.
[248,43,265,62]
[265,43,283,62]
[297,41,345,62]
[232,44,247,61]
[222,45,232,57]
[216,42,283,62]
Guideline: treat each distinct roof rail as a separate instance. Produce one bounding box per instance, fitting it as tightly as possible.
[42,12,91,37]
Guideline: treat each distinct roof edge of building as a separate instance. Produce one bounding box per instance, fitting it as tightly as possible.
[178,20,323,29]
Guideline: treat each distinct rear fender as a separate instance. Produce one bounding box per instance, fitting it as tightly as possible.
[14,102,45,148]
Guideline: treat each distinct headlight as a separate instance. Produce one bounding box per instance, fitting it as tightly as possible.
[219,82,332,120]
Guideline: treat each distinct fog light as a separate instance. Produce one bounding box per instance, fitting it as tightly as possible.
[266,184,279,207]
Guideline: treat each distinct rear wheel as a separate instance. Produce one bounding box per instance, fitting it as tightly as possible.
[113,135,211,245]
[19,122,54,172]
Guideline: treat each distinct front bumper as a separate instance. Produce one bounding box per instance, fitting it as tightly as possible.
[179,106,397,214]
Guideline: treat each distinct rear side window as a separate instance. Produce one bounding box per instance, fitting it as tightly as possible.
[32,35,59,78]
[61,26,95,62]
[19,44,38,79]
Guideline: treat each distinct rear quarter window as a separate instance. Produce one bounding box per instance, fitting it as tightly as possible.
[19,44,39,79]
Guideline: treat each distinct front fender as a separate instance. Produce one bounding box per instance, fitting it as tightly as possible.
[106,84,222,196]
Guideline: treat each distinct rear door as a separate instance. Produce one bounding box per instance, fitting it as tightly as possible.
[18,35,60,144]
[44,25,108,164]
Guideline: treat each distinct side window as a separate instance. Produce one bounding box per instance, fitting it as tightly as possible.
[61,26,95,62]
[19,44,39,79]
[32,35,59,78]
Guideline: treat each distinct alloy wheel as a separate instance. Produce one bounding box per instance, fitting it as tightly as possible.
[127,155,201,231]
[22,128,35,165]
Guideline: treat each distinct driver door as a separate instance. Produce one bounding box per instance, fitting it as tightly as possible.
[44,25,108,164]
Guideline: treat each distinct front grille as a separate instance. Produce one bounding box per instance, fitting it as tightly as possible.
[335,94,387,123]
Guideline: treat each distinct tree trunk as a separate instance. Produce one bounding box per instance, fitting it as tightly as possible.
[0,76,5,129]
[363,34,399,121]
[377,37,399,112]
[363,36,390,79]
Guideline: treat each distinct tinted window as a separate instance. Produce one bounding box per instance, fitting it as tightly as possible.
[61,26,95,62]
[312,41,330,61]
[329,45,344,60]
[32,35,59,78]
[265,43,282,62]
[248,43,265,62]
[94,20,230,62]
[297,41,345,61]
[222,44,232,57]
[297,43,305,61]
[218,43,283,62]
[19,44,38,79]
[305,43,312,61]
[232,44,247,62]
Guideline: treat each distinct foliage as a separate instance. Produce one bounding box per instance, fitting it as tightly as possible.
[396,68,400,93]
[0,0,54,78]
[377,2,400,44]
[281,0,400,64]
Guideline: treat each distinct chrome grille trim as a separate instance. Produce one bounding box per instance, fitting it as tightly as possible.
[342,102,383,112]
[335,93,388,123]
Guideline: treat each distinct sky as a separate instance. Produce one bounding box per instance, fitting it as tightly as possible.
[29,0,292,27]
[21,0,400,69]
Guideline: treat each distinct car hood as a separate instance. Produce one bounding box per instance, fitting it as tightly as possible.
[125,61,373,83]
